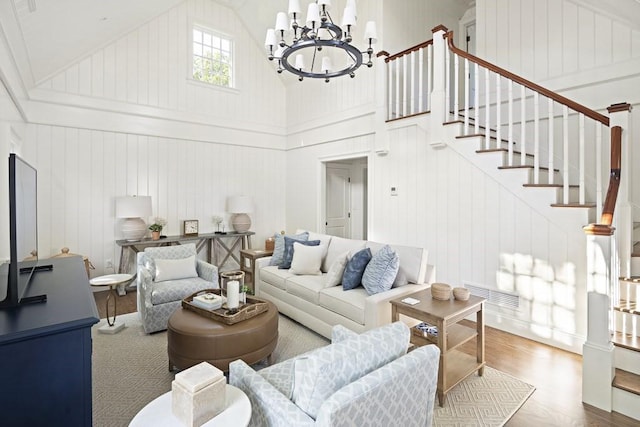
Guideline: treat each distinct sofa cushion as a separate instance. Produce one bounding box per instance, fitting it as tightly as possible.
[322,236,366,273]
[290,321,410,419]
[269,232,309,267]
[279,238,321,270]
[318,286,366,325]
[260,266,295,290]
[324,251,349,287]
[361,245,400,295]
[367,242,428,285]
[290,242,325,276]
[285,275,327,305]
[154,255,197,283]
[150,276,212,305]
[342,248,372,290]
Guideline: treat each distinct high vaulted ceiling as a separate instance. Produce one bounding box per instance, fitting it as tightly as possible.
[5,0,640,88]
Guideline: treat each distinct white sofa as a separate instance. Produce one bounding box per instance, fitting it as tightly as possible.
[255,231,435,338]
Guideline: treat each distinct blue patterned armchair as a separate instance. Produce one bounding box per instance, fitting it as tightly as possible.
[137,243,218,333]
[230,322,440,427]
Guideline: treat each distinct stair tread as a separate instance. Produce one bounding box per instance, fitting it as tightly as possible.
[498,165,560,172]
[476,148,534,158]
[523,184,579,188]
[550,202,597,208]
[615,300,640,314]
[613,369,640,396]
[612,332,640,351]
[619,276,640,283]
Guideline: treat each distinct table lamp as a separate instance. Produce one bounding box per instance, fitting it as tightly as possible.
[227,196,253,233]
[116,196,152,241]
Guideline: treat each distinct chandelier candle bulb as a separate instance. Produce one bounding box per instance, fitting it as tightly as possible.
[321,57,332,72]
[306,3,320,30]
[275,12,288,33]
[341,6,356,28]
[364,21,377,42]
[295,54,306,71]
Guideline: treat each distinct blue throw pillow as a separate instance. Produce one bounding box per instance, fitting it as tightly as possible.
[362,245,400,295]
[279,237,321,269]
[342,248,372,290]
[270,232,309,266]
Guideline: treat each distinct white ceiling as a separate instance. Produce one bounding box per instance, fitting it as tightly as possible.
[7,0,640,87]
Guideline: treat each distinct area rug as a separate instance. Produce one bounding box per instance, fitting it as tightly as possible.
[92,312,534,427]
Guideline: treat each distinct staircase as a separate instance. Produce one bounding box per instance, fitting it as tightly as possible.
[380,25,637,419]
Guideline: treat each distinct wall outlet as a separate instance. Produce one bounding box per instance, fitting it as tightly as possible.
[105,259,113,269]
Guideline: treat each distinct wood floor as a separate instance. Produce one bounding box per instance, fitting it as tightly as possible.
[94,290,639,426]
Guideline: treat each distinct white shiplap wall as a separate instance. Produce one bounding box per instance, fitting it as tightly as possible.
[11,0,289,274]
[20,125,285,276]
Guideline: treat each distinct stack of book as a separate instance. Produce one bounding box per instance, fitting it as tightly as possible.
[191,293,225,311]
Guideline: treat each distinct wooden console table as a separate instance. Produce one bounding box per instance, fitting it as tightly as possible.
[390,290,485,407]
[116,232,254,278]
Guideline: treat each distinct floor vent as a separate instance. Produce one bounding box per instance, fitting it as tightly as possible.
[464,283,520,309]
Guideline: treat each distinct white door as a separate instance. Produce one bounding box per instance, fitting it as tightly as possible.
[325,166,350,238]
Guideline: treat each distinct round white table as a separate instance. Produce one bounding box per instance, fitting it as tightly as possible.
[129,385,251,427]
[90,273,133,334]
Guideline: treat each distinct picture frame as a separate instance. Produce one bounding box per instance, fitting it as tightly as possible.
[183,219,199,236]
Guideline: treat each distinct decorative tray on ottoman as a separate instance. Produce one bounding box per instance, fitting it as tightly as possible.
[182,289,269,325]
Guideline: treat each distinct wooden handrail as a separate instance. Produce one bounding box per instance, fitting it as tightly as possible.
[443,31,610,127]
[379,40,434,63]
[600,126,622,226]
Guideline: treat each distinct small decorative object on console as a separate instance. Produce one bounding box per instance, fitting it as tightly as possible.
[183,220,199,236]
[453,287,470,301]
[172,361,226,427]
[431,282,451,300]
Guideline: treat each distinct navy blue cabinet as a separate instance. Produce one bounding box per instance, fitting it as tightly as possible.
[0,257,99,426]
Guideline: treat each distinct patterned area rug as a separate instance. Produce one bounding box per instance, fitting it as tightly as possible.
[92,312,534,427]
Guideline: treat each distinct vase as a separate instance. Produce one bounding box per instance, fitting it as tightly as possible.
[240,292,247,305]
[152,231,160,241]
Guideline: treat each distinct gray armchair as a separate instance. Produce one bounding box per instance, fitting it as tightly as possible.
[137,243,218,333]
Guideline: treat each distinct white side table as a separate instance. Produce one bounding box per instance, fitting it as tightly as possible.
[129,384,251,427]
[90,273,133,334]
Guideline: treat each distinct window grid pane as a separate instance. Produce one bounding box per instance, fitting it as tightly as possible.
[192,27,232,87]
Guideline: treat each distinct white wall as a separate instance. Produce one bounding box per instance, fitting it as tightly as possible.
[0,0,288,275]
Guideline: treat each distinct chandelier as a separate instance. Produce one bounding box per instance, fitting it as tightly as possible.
[264,0,377,82]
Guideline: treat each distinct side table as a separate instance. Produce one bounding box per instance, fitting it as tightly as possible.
[240,249,273,293]
[390,289,485,407]
[90,273,133,334]
[128,384,251,427]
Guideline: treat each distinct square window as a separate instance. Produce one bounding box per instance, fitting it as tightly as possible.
[192,26,233,88]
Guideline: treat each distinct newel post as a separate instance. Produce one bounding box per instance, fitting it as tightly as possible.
[582,225,615,411]
[429,25,448,148]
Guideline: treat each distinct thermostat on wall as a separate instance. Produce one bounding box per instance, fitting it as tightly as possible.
[391,187,398,196]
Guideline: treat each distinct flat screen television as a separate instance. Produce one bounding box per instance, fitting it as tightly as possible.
[0,154,49,308]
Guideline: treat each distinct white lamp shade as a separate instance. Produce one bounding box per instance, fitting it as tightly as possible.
[341,6,356,27]
[288,0,301,16]
[306,3,320,27]
[275,12,289,32]
[321,56,332,73]
[364,21,377,43]
[346,0,357,19]
[318,0,331,11]
[115,196,152,218]
[265,29,277,48]
[227,196,254,213]
[295,54,306,70]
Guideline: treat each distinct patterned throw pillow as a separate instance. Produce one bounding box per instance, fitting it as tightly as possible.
[341,248,372,290]
[362,245,400,295]
[279,237,321,269]
[269,232,309,267]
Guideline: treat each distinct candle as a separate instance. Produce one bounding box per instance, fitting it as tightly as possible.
[227,280,239,310]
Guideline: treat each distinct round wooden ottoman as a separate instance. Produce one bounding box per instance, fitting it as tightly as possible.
[167,300,278,372]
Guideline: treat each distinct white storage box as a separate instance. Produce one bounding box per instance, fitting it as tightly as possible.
[172,362,226,427]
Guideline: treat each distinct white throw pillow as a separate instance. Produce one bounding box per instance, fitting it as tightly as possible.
[290,243,325,275]
[154,255,198,282]
[324,251,349,287]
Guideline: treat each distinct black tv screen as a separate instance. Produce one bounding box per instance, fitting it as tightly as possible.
[0,154,42,307]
